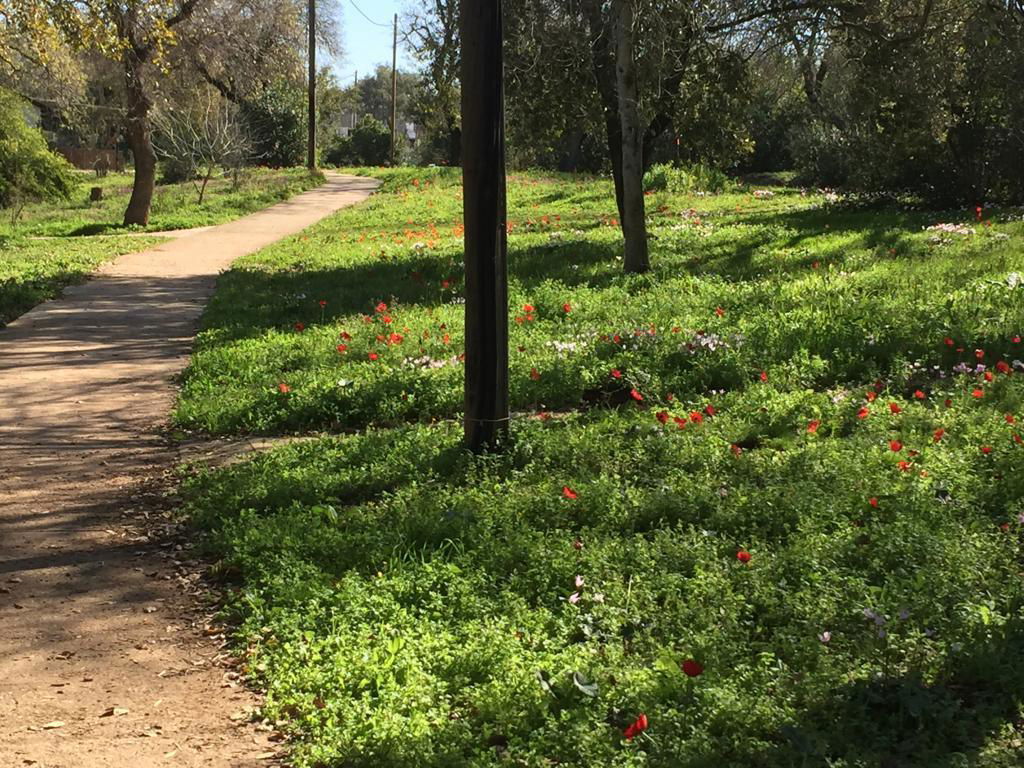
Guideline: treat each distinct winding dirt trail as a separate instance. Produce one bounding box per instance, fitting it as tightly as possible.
[0,174,379,767]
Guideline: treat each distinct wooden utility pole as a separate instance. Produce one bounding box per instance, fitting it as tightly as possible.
[307,0,316,170]
[460,0,509,452]
[390,13,398,165]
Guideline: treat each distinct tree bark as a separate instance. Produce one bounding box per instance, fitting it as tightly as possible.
[460,0,509,452]
[123,56,156,227]
[582,0,626,223]
[613,0,649,274]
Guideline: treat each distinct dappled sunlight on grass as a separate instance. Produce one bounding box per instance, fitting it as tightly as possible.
[178,168,1024,766]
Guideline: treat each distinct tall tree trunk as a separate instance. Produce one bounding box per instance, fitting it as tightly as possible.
[123,56,156,227]
[582,0,626,223]
[613,0,649,274]
[605,111,626,223]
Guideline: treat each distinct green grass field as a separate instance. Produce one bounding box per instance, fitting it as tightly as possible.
[178,168,1024,767]
[0,167,323,325]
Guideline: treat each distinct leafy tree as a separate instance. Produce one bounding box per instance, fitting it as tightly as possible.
[0,88,76,222]
[239,79,307,167]
[10,0,205,226]
[403,0,461,165]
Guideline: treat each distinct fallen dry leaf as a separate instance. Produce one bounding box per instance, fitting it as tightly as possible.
[42,721,65,729]
[100,706,130,717]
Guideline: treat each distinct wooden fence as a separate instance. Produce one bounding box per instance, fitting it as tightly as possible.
[55,148,126,173]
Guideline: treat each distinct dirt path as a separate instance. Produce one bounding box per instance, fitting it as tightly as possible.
[0,174,379,767]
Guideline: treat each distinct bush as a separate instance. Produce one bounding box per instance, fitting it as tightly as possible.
[241,81,306,168]
[643,163,731,194]
[325,115,392,167]
[0,89,77,219]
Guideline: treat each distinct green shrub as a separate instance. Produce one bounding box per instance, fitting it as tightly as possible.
[643,162,731,194]
[0,89,77,220]
[325,115,392,167]
[242,81,307,168]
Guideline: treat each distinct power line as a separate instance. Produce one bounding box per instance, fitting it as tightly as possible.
[348,0,391,28]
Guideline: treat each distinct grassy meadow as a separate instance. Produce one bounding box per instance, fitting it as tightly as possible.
[177,168,1024,767]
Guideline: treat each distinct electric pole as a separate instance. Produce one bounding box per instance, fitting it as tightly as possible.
[390,12,398,166]
[307,0,316,170]
[460,0,508,452]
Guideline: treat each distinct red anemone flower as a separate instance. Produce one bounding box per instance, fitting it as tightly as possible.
[869,497,879,508]
[934,428,945,442]
[737,550,752,563]
[857,407,870,420]
[624,713,649,741]
[562,486,578,500]
[681,659,704,677]
[611,369,622,380]
[889,440,903,452]
[807,420,821,434]
[889,403,902,415]
[656,411,670,425]
[277,382,291,394]
[630,388,644,402]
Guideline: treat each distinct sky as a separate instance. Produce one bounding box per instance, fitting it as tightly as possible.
[331,0,415,83]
